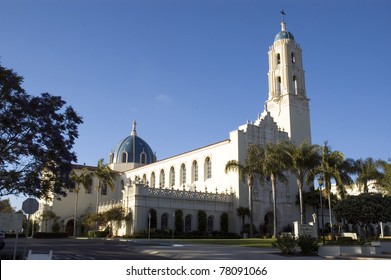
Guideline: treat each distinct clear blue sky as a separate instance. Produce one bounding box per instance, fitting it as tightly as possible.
[1,0,390,210]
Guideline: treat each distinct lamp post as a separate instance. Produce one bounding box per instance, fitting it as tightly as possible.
[317,176,326,245]
[172,211,175,245]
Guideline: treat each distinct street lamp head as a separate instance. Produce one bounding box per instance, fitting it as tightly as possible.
[317,176,324,187]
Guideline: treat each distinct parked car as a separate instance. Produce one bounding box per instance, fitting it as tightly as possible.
[0,231,5,250]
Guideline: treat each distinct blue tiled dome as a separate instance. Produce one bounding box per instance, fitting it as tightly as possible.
[110,121,156,165]
[274,30,295,42]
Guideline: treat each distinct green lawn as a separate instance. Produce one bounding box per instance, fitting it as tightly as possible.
[179,238,276,248]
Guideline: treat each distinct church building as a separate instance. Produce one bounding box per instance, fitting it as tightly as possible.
[33,17,312,237]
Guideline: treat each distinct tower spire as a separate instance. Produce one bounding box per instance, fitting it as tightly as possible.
[266,12,311,144]
[280,9,286,22]
[280,9,287,31]
[131,120,137,137]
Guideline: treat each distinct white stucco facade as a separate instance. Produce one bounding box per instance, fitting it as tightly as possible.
[33,19,315,237]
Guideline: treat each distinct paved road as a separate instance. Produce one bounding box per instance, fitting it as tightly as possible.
[1,237,172,260]
[4,237,387,260]
[2,237,318,260]
[133,239,324,260]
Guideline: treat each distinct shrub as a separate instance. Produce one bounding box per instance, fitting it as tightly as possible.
[297,234,319,255]
[149,209,157,229]
[87,230,108,238]
[220,212,229,234]
[52,222,60,233]
[198,210,207,232]
[273,234,296,255]
[175,209,184,233]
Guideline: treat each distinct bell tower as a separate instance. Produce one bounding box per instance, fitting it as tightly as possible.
[265,13,311,144]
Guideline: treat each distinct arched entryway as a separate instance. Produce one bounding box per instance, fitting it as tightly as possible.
[65,220,74,236]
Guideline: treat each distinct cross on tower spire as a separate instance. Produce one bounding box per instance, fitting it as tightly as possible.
[280,9,286,22]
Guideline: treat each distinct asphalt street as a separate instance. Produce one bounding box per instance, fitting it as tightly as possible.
[2,237,389,260]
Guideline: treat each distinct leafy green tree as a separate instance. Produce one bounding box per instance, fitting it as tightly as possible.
[104,206,125,236]
[0,198,15,213]
[0,64,83,199]
[353,157,386,193]
[380,162,391,194]
[52,221,61,233]
[284,140,321,225]
[225,144,265,237]
[70,167,93,236]
[94,159,116,213]
[83,213,106,229]
[40,210,59,232]
[334,193,391,241]
[23,219,39,237]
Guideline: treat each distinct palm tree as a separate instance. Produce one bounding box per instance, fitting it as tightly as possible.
[94,159,116,214]
[236,206,250,232]
[225,144,265,237]
[353,157,385,193]
[312,142,353,234]
[262,142,290,237]
[284,140,321,225]
[70,167,92,236]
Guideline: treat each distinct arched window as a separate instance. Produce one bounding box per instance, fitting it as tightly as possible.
[140,152,146,164]
[169,166,175,187]
[207,215,214,232]
[293,76,298,94]
[159,169,165,188]
[142,174,147,184]
[192,161,198,183]
[185,214,192,232]
[277,76,282,95]
[122,152,128,163]
[150,172,156,188]
[277,53,281,64]
[291,52,295,63]
[180,164,186,185]
[101,184,108,195]
[204,157,212,180]
[161,213,169,230]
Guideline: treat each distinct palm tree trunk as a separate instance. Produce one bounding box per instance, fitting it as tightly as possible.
[298,178,304,225]
[249,183,254,238]
[271,174,277,237]
[96,183,100,213]
[326,179,333,237]
[96,183,100,229]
